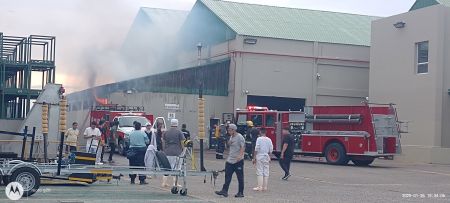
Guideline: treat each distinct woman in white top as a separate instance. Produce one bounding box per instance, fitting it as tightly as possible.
[252,128,273,191]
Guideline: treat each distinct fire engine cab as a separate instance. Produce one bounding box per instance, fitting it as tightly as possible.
[90,104,166,155]
[236,104,403,166]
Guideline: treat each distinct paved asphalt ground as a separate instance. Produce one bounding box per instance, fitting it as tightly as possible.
[1,150,450,203]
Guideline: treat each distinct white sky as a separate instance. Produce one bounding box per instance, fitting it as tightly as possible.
[0,0,416,92]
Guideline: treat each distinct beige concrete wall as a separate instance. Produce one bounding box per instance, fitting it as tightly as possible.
[176,35,370,111]
[397,146,450,164]
[370,5,450,163]
[316,64,369,103]
[240,54,314,104]
[441,9,450,148]
[233,36,370,109]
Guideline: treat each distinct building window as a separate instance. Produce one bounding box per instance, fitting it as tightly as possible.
[416,41,429,74]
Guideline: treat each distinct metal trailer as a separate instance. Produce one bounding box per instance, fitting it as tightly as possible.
[0,146,221,197]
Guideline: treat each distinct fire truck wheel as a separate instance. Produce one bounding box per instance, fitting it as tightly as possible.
[351,157,375,166]
[324,142,349,165]
[118,140,126,156]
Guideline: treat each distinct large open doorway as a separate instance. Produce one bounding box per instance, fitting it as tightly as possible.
[247,95,305,111]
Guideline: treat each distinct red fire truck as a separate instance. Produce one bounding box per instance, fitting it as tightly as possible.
[90,104,166,155]
[235,104,403,166]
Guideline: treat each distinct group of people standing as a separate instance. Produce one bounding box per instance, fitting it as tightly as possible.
[215,122,295,198]
[126,119,188,186]
[64,117,295,198]
[62,120,119,165]
[63,118,190,184]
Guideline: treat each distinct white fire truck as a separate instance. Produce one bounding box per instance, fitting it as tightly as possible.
[236,104,404,166]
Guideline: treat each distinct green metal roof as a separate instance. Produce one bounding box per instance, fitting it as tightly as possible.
[199,0,379,46]
[409,0,450,11]
[438,0,450,6]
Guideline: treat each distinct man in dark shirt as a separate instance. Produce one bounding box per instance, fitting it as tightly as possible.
[280,128,295,180]
[250,126,260,158]
[108,120,119,163]
[245,121,259,159]
[181,124,191,140]
[216,123,228,159]
[98,119,107,163]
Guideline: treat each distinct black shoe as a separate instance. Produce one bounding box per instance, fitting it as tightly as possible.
[235,193,244,198]
[215,190,228,197]
[131,180,135,184]
[139,181,148,185]
[282,174,291,180]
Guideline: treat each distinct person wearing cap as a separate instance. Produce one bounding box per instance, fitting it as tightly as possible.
[215,123,245,198]
[161,119,185,187]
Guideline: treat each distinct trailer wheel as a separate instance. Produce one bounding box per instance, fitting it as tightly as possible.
[118,140,126,156]
[10,167,40,197]
[324,143,349,165]
[351,157,375,166]
[180,188,187,196]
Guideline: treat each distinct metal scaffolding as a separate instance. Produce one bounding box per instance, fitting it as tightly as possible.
[0,32,56,119]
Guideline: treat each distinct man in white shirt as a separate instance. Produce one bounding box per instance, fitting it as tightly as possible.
[252,128,273,191]
[84,121,102,164]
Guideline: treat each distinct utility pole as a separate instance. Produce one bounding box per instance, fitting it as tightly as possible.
[197,42,206,171]
[42,102,49,163]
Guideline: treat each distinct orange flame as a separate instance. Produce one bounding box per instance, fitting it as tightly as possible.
[92,88,108,105]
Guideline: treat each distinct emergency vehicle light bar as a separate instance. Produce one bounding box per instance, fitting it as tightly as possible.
[247,106,269,111]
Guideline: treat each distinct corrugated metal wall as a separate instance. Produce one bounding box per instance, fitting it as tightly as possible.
[68,59,230,110]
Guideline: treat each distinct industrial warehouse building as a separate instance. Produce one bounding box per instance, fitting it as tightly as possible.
[68,0,375,139]
[370,0,450,164]
[67,0,450,164]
